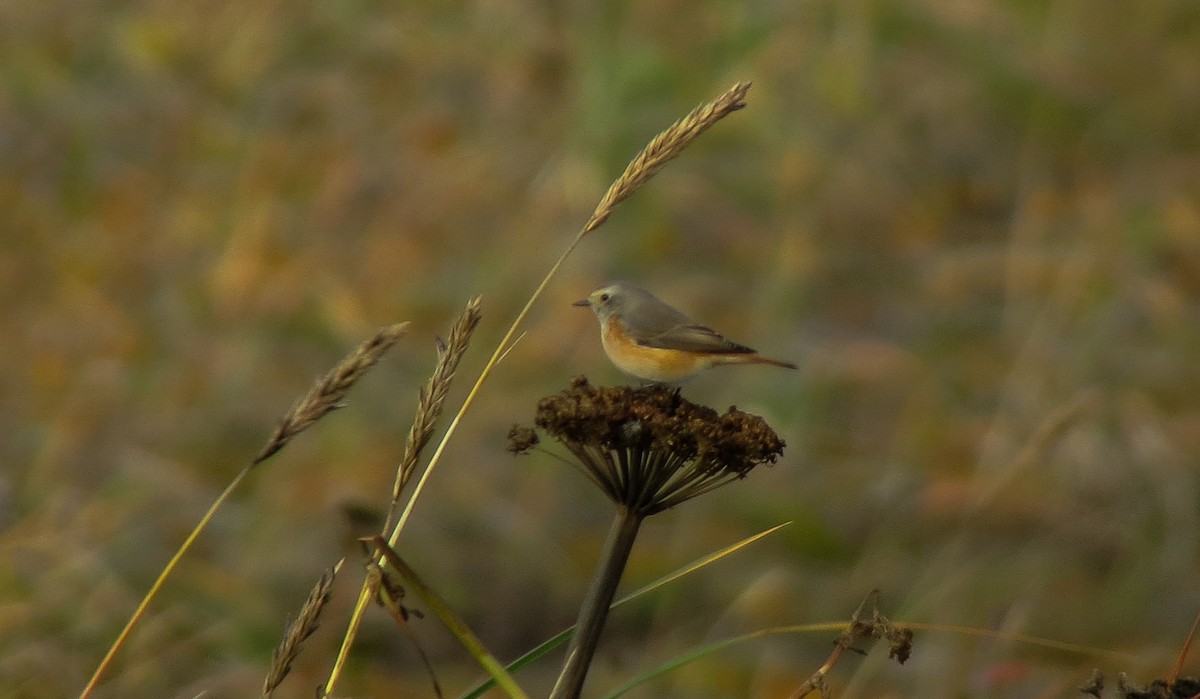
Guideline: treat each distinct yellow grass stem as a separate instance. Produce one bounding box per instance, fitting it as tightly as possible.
[365,536,531,699]
[325,222,589,695]
[322,81,752,696]
[80,323,408,698]
[79,465,251,699]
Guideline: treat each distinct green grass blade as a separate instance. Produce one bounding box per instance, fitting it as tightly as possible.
[600,625,840,699]
[615,521,791,606]
[458,522,791,699]
[364,536,530,699]
[601,620,1141,697]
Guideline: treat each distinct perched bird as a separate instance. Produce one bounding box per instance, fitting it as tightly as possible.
[573,281,797,383]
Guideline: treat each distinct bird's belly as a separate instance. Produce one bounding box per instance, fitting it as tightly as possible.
[602,321,708,382]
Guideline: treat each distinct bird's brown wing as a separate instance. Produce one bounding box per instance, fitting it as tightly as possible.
[616,289,757,354]
[637,323,757,354]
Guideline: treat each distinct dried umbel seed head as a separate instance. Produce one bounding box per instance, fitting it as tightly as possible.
[511,377,784,515]
[507,425,540,455]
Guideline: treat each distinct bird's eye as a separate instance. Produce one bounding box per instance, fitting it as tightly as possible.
[599,293,610,302]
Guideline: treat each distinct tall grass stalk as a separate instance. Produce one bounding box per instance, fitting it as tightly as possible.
[80,323,409,698]
[322,81,752,696]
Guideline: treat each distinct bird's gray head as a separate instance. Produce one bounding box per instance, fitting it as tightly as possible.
[572,281,644,323]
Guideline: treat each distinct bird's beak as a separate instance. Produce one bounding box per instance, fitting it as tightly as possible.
[572,298,591,308]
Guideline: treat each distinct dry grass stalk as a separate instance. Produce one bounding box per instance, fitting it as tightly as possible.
[322,82,752,697]
[389,298,482,513]
[255,322,410,465]
[82,324,409,699]
[582,81,751,235]
[262,561,343,698]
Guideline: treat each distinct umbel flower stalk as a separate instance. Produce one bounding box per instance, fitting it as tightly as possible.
[509,377,784,699]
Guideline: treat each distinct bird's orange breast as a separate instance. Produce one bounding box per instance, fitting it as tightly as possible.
[601,316,714,382]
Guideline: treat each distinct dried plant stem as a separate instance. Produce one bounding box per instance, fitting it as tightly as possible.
[551,507,644,699]
[322,82,752,697]
[788,591,913,699]
[80,324,407,699]
[788,592,880,699]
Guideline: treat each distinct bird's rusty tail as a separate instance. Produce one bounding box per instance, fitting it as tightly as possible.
[717,353,797,370]
[751,355,798,370]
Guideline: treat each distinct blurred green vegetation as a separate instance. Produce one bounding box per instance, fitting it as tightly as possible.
[3,0,1199,697]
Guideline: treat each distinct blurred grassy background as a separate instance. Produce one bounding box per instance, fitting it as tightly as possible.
[3,0,1199,697]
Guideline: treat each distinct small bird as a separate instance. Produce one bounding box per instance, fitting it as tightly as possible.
[573,281,797,383]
